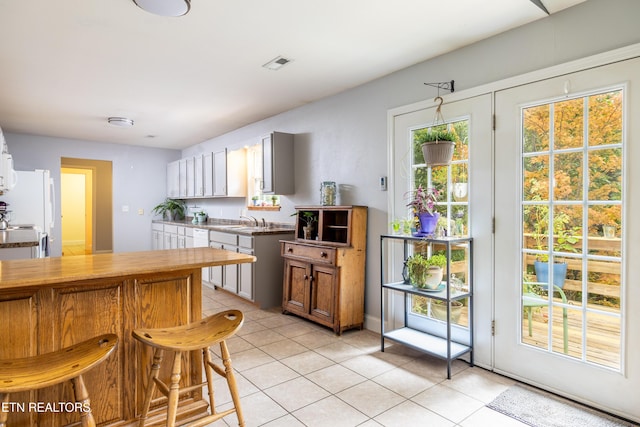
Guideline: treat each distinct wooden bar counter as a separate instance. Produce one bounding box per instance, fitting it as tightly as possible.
[0,248,255,426]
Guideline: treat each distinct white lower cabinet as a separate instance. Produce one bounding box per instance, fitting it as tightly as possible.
[152,223,164,250]
[209,231,239,293]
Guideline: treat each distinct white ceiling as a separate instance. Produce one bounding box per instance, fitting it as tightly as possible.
[0,0,585,150]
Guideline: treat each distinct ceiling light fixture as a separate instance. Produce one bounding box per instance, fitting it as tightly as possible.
[108,117,134,127]
[262,56,293,71]
[133,0,191,17]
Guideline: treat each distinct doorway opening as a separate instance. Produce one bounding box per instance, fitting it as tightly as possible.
[60,158,113,256]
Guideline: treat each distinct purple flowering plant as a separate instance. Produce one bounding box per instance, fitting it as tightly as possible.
[407,185,440,215]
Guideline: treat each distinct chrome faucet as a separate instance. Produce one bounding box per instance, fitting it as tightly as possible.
[240,215,258,226]
[261,218,267,228]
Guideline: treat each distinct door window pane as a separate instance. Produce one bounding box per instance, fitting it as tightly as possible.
[409,118,470,323]
[521,89,623,370]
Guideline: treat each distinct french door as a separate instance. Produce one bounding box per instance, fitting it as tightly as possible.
[494,57,640,422]
[390,94,493,366]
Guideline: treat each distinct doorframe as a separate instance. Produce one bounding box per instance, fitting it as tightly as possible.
[386,42,640,369]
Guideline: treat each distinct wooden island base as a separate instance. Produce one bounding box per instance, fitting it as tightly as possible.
[0,248,255,426]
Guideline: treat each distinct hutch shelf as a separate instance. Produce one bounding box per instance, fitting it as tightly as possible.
[380,233,474,379]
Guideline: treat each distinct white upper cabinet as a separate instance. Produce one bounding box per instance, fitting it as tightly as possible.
[213,148,246,198]
[166,160,180,198]
[186,156,195,198]
[261,131,294,195]
[167,148,246,199]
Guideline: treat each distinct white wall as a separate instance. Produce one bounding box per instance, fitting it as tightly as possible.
[4,133,180,256]
[181,0,640,324]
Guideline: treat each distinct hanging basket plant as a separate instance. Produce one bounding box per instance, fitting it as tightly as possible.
[416,96,457,167]
[417,130,456,167]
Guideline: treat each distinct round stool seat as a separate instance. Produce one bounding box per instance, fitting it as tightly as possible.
[0,334,118,393]
[132,309,243,351]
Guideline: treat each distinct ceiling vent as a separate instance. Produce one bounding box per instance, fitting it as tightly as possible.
[262,56,293,71]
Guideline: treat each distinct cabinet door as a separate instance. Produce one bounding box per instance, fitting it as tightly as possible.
[309,264,337,326]
[166,160,180,198]
[202,152,214,197]
[209,243,224,286]
[213,149,227,196]
[223,264,238,293]
[153,231,164,250]
[261,134,274,194]
[261,132,294,195]
[178,159,188,198]
[238,249,254,300]
[194,155,204,197]
[282,258,310,316]
[186,157,195,198]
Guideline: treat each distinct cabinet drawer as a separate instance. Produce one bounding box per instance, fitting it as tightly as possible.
[164,225,178,234]
[281,242,336,264]
[152,223,163,232]
[238,235,253,249]
[210,231,238,246]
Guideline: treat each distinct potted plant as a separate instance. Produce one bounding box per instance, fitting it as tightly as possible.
[292,211,317,240]
[452,164,468,201]
[404,253,447,290]
[152,198,186,221]
[528,208,579,290]
[415,129,457,166]
[406,185,441,236]
[431,299,464,323]
[195,210,208,224]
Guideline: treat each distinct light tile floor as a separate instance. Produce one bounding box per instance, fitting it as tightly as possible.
[202,286,529,427]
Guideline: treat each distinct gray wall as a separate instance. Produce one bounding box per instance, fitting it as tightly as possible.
[182,0,640,322]
[3,0,639,321]
[5,133,179,256]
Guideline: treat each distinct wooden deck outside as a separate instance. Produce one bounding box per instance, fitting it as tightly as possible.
[411,301,621,370]
[410,235,622,370]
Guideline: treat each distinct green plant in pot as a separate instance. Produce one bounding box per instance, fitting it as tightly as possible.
[431,299,464,323]
[527,205,579,290]
[415,128,457,167]
[152,198,186,221]
[292,211,318,240]
[405,253,447,290]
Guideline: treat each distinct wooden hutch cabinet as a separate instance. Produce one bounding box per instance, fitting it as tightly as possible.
[281,205,367,334]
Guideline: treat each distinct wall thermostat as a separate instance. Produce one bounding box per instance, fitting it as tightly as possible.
[379,176,387,191]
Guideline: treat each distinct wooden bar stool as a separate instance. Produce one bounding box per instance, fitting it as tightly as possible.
[132,310,245,427]
[0,333,118,427]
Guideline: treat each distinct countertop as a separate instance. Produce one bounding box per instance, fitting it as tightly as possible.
[0,247,256,290]
[154,219,296,236]
[0,229,39,249]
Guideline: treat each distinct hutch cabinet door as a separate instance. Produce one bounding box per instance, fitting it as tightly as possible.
[282,258,310,316]
[309,263,337,327]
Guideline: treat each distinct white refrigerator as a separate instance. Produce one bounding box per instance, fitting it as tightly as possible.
[0,169,55,256]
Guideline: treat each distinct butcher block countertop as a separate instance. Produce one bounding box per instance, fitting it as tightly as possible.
[0,247,255,426]
[0,247,255,290]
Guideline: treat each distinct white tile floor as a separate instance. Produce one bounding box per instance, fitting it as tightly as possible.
[202,286,529,427]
